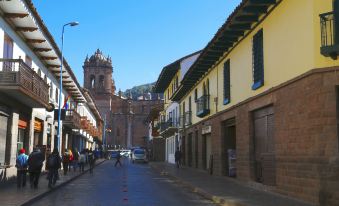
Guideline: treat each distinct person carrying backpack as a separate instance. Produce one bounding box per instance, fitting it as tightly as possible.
[79,150,86,172]
[46,148,61,188]
[28,148,45,189]
[62,149,70,175]
[16,148,28,188]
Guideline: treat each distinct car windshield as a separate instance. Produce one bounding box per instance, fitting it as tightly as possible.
[134,149,144,154]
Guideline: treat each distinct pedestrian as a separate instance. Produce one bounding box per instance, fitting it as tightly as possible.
[62,149,70,175]
[28,147,45,189]
[46,148,61,188]
[16,148,28,188]
[88,149,95,174]
[175,147,182,168]
[79,150,86,172]
[72,148,80,172]
[114,150,122,167]
[68,149,74,171]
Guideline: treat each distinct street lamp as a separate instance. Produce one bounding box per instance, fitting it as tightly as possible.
[56,21,79,151]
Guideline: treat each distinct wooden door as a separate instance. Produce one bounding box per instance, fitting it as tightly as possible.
[253,106,276,186]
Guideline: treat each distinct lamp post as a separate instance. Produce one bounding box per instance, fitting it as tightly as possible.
[56,21,79,151]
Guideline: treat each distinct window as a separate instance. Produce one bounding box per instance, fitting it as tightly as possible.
[55,88,58,103]
[3,34,13,71]
[3,34,13,59]
[90,75,95,89]
[99,75,104,88]
[189,96,192,112]
[223,60,231,105]
[194,89,197,102]
[175,76,179,89]
[25,56,32,68]
[50,83,53,99]
[252,29,264,90]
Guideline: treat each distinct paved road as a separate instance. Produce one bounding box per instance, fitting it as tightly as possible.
[33,159,215,206]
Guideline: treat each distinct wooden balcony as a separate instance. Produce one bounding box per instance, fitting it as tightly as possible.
[63,110,81,129]
[0,59,49,108]
[80,117,89,130]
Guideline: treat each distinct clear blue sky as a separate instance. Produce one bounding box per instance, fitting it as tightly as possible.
[32,0,241,92]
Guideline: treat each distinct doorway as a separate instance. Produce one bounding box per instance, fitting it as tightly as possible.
[223,118,236,177]
[188,133,192,167]
[194,130,198,168]
[253,106,276,186]
[205,134,212,170]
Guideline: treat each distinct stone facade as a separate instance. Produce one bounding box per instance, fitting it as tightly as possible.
[182,67,339,205]
[83,50,162,149]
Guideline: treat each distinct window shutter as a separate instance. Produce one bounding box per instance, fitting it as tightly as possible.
[252,29,264,90]
[223,60,231,105]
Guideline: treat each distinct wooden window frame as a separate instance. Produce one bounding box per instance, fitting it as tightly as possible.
[223,59,231,105]
[252,29,264,90]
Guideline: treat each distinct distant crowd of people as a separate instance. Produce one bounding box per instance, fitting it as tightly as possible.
[16,147,102,189]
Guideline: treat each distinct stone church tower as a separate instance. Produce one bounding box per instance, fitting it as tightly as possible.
[83,49,116,116]
[83,49,162,149]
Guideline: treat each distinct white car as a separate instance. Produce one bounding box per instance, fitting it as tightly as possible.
[132,149,148,163]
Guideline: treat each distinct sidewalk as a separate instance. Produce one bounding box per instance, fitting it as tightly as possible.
[149,162,315,206]
[0,159,106,206]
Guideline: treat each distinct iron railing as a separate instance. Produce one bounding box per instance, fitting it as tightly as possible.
[196,95,210,117]
[185,111,192,126]
[320,12,335,47]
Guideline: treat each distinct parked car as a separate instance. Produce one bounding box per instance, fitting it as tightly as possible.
[132,149,147,163]
[120,150,131,157]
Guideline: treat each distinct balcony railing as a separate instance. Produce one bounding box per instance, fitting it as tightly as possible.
[320,12,339,59]
[0,59,49,108]
[196,95,210,117]
[63,110,81,129]
[185,111,192,126]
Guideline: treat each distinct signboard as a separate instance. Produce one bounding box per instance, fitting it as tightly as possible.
[202,125,211,134]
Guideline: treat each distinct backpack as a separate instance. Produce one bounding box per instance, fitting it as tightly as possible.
[29,152,43,170]
[16,154,28,169]
[47,154,58,168]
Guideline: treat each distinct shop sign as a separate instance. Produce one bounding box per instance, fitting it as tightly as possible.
[202,125,211,134]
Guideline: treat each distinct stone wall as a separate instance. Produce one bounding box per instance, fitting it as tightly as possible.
[182,68,339,205]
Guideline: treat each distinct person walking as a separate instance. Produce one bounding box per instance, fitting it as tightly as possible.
[16,148,28,188]
[72,148,80,172]
[114,150,122,167]
[88,149,95,174]
[175,147,182,168]
[28,147,44,189]
[79,150,86,172]
[46,148,61,188]
[62,149,70,175]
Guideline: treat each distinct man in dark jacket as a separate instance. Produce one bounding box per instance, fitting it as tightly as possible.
[46,148,61,188]
[28,147,45,189]
[175,147,182,168]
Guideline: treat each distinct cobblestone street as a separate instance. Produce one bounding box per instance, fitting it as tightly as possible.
[32,159,214,206]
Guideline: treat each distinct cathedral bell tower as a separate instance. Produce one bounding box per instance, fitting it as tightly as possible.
[83,49,116,95]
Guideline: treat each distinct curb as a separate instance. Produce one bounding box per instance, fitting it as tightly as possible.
[21,159,106,206]
[149,163,246,206]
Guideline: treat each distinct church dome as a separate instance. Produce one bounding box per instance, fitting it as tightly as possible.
[84,49,112,67]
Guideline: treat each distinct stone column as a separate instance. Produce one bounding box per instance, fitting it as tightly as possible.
[28,114,35,153]
[8,111,19,166]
